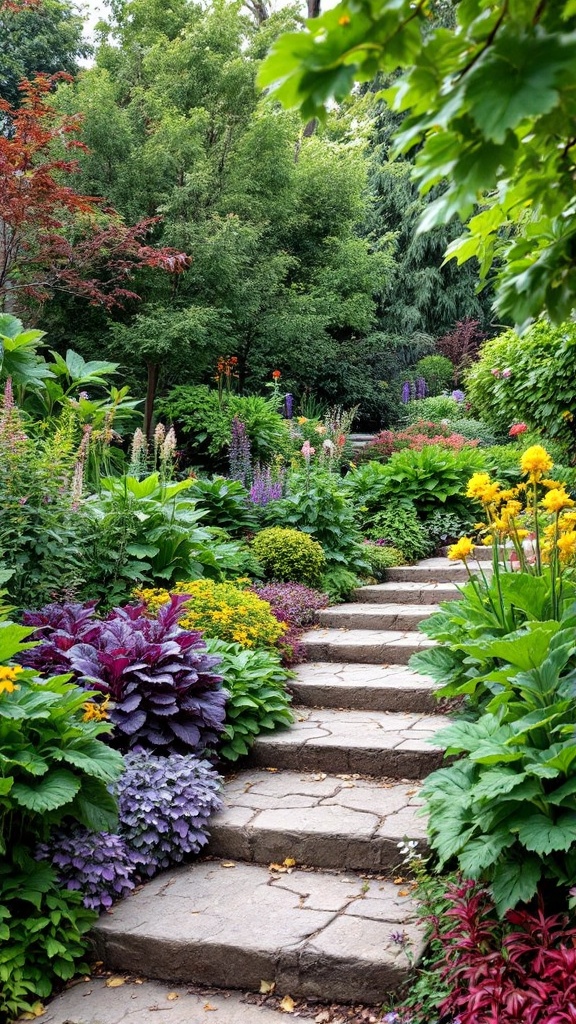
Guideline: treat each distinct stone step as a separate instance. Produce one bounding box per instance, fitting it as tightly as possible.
[440,544,502,559]
[208,769,427,872]
[385,557,492,583]
[248,706,445,779]
[352,580,461,604]
[300,627,435,665]
[91,861,424,1004]
[318,602,437,631]
[290,662,437,713]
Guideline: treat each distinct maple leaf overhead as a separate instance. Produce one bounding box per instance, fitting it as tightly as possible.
[0,74,189,312]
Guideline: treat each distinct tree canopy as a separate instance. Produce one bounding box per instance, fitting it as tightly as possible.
[260,0,576,326]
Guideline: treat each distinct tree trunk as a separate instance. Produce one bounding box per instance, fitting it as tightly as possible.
[307,0,321,16]
[144,360,159,440]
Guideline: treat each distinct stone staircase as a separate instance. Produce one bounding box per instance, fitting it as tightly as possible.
[91,555,491,1006]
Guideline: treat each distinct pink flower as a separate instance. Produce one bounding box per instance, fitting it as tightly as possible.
[509,422,527,437]
[502,368,512,378]
[491,368,501,378]
[301,440,315,460]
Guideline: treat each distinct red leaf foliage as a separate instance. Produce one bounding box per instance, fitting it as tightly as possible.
[0,75,189,309]
[432,878,576,1024]
[358,419,477,463]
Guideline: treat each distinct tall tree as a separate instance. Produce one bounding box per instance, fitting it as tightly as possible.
[0,0,89,106]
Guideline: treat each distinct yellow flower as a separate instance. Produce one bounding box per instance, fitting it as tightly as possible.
[542,479,563,490]
[0,665,22,694]
[515,529,530,540]
[466,473,501,505]
[520,445,554,481]
[560,510,576,531]
[297,416,308,425]
[82,696,110,722]
[556,531,576,561]
[448,537,475,562]
[561,410,574,421]
[541,488,575,514]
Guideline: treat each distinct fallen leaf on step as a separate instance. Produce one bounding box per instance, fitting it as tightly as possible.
[166,992,179,1001]
[259,980,275,994]
[280,995,295,1013]
[221,861,236,868]
[265,767,278,773]
[283,857,296,868]
[398,888,410,896]
[134,978,145,985]
[16,1002,45,1019]
[315,1012,330,1023]
[406,789,417,795]
[204,1003,218,1011]
[106,977,125,988]
[393,877,404,885]
[269,862,288,872]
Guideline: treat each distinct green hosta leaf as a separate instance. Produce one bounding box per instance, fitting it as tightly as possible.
[11,770,81,813]
[71,778,118,832]
[434,715,507,755]
[471,769,529,801]
[0,621,36,661]
[0,777,13,796]
[516,812,576,855]
[459,622,560,671]
[546,776,576,805]
[459,829,517,876]
[409,646,464,682]
[491,856,541,916]
[422,761,477,805]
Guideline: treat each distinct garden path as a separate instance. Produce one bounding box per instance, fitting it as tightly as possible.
[46,553,492,1022]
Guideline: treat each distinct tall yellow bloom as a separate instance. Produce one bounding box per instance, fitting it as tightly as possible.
[556,531,576,562]
[520,445,554,481]
[541,488,575,514]
[448,537,475,562]
[466,473,501,505]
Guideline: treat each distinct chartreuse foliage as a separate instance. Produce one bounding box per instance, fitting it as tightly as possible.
[260,0,576,325]
[252,527,326,590]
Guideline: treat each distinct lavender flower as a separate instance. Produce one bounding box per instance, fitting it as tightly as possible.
[415,376,428,400]
[451,389,466,403]
[117,750,223,875]
[249,465,284,506]
[36,829,142,912]
[401,381,411,404]
[284,393,293,419]
[229,417,251,486]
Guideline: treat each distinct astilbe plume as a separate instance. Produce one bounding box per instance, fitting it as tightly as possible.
[117,750,223,875]
[431,878,576,1024]
[19,597,227,755]
[360,420,477,463]
[36,829,142,912]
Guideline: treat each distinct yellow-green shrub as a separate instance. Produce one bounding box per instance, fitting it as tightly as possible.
[251,527,326,589]
[136,580,287,649]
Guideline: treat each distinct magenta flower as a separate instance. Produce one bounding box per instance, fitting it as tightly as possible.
[501,368,512,378]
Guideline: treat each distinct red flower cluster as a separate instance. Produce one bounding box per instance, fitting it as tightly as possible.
[431,879,576,1024]
[360,420,477,463]
[509,422,528,437]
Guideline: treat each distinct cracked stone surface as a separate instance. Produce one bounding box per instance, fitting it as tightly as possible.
[352,581,461,604]
[249,707,445,777]
[208,769,427,870]
[300,628,436,665]
[91,861,424,1004]
[43,980,289,1024]
[290,662,437,713]
[318,603,437,631]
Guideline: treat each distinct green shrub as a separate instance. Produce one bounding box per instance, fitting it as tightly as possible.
[188,476,257,536]
[414,355,454,396]
[447,418,498,446]
[321,566,360,602]
[403,395,463,423]
[206,639,294,761]
[362,543,405,580]
[263,471,368,575]
[465,321,576,443]
[365,504,433,562]
[252,527,326,589]
[158,385,290,464]
[422,508,475,549]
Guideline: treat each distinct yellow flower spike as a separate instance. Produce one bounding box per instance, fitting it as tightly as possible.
[556,531,576,561]
[520,445,554,481]
[541,488,575,514]
[448,537,475,562]
[515,529,530,540]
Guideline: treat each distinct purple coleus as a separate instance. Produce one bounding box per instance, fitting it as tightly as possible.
[20,596,227,756]
[21,600,101,675]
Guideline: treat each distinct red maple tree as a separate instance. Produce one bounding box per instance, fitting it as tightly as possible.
[0,74,189,311]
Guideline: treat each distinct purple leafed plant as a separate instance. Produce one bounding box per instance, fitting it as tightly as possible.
[20,600,101,675]
[20,596,227,756]
[36,829,142,912]
[252,582,329,627]
[117,750,223,875]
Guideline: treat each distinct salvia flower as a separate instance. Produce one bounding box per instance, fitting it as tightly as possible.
[401,381,411,404]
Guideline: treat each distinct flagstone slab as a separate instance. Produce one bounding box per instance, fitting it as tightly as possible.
[208,769,427,870]
[289,662,437,713]
[299,628,435,665]
[385,558,492,583]
[317,603,437,631]
[353,581,461,603]
[249,707,445,778]
[90,861,424,1004]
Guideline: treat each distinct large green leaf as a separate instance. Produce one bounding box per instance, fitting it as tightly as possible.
[71,778,119,832]
[517,812,576,855]
[491,856,541,916]
[459,829,516,876]
[11,770,81,813]
[459,622,560,671]
[54,741,124,783]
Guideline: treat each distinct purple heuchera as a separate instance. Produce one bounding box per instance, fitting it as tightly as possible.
[117,750,223,875]
[36,829,142,912]
[252,582,329,627]
[20,600,101,675]
[20,596,227,756]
